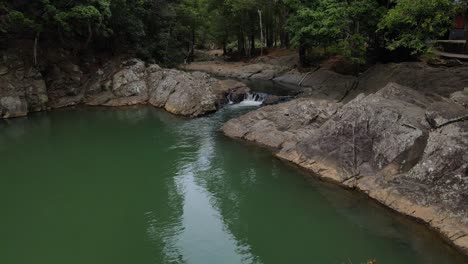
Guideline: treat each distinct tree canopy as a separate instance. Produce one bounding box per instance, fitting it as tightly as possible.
[0,0,462,67]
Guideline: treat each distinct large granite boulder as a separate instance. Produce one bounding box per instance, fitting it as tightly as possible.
[148,70,219,116]
[84,59,250,117]
[112,59,148,97]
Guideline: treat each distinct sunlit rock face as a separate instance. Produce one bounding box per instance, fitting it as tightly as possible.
[0,52,250,118]
[84,59,250,117]
[222,82,468,255]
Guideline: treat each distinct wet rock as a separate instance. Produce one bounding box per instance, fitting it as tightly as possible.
[212,79,250,104]
[0,96,28,118]
[102,95,147,107]
[450,88,468,108]
[84,91,115,106]
[263,95,281,105]
[49,95,83,109]
[222,98,341,149]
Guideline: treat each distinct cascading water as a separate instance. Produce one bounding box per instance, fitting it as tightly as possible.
[233,92,268,107]
[226,93,235,105]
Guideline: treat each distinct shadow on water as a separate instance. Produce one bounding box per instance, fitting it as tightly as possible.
[0,105,467,264]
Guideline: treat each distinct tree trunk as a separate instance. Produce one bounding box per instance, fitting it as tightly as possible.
[237,33,245,58]
[191,27,195,57]
[284,32,290,48]
[299,39,307,67]
[280,31,285,48]
[223,40,227,56]
[84,22,93,50]
[250,33,255,57]
[33,31,39,66]
[266,24,273,48]
[258,9,264,56]
[464,12,468,53]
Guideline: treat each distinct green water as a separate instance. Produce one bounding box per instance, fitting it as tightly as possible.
[0,106,467,264]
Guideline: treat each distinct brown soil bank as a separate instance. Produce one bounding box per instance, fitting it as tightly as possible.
[222,78,468,255]
[0,50,249,119]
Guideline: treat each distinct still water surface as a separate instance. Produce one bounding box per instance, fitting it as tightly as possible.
[0,106,467,264]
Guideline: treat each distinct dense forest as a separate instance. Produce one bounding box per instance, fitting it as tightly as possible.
[0,0,466,67]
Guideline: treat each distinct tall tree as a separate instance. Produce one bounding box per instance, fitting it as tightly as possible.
[379,0,453,55]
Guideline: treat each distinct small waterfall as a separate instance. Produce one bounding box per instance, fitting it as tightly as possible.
[235,92,268,107]
[226,93,234,105]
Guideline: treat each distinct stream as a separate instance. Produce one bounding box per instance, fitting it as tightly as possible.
[0,83,467,263]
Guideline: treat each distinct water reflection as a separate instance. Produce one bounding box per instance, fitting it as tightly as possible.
[167,109,257,263]
[0,106,467,264]
[160,106,467,264]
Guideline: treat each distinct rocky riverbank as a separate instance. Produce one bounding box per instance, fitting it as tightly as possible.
[0,51,249,119]
[182,60,468,104]
[221,80,468,255]
[2,47,468,256]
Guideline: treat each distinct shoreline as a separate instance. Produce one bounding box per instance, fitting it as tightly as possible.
[220,81,468,256]
[2,53,468,258]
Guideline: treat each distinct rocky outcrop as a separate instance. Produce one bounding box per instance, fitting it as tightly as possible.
[275,69,358,101]
[182,62,358,101]
[184,60,468,104]
[222,98,341,149]
[222,82,468,255]
[0,51,48,118]
[0,54,250,119]
[349,62,468,100]
[84,59,249,117]
[45,60,85,107]
[180,61,288,80]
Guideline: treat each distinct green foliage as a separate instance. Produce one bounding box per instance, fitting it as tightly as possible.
[337,34,367,64]
[379,0,454,55]
[288,0,347,47]
[0,0,461,66]
[6,10,39,33]
[287,0,385,65]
